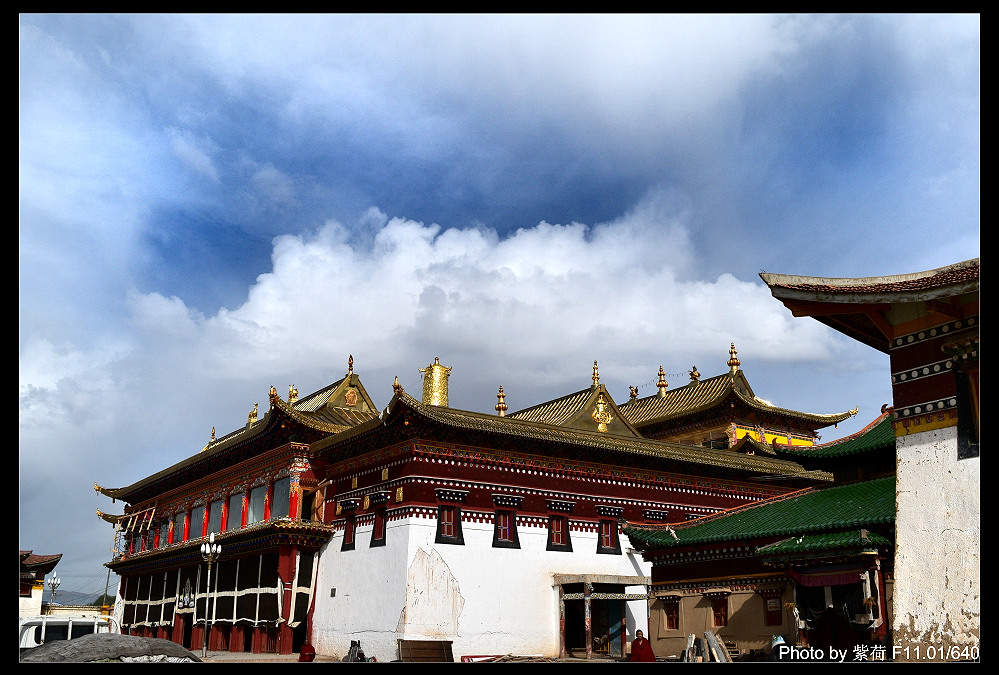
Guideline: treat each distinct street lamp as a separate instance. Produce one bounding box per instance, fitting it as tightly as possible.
[200,532,222,658]
[46,574,60,614]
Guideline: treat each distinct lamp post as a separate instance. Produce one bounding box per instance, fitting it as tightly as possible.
[46,574,60,614]
[200,532,222,658]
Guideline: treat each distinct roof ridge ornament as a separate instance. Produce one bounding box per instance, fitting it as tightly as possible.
[591,392,613,432]
[393,376,403,396]
[347,354,354,378]
[657,365,669,397]
[728,342,740,375]
[495,385,508,416]
[592,361,600,388]
[419,357,452,406]
[248,402,259,426]
[288,384,298,403]
[690,366,700,382]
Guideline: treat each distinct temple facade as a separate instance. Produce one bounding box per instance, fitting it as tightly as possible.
[96,350,854,661]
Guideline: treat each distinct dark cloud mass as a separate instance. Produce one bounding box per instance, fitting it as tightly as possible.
[19,13,978,598]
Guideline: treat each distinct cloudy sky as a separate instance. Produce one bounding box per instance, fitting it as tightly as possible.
[20,14,979,598]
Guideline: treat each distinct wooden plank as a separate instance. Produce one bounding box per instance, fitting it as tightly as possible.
[703,631,731,663]
[397,639,454,662]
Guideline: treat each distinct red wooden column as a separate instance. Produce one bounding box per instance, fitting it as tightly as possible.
[584,582,593,660]
[277,544,298,655]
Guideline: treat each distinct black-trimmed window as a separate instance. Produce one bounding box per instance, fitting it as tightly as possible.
[595,505,623,555]
[342,514,356,551]
[435,489,468,545]
[546,499,574,552]
[492,495,522,549]
[339,499,359,551]
[435,505,464,545]
[547,515,572,552]
[370,508,387,548]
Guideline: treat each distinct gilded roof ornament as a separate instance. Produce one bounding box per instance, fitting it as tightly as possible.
[288,384,298,402]
[211,426,216,442]
[657,365,668,397]
[629,386,638,400]
[347,354,354,377]
[592,361,600,388]
[495,385,508,417]
[393,376,403,396]
[269,385,278,403]
[591,392,613,432]
[248,402,259,426]
[728,342,740,375]
[419,357,452,406]
[689,366,700,382]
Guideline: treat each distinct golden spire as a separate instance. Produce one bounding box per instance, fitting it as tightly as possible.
[211,426,216,442]
[689,366,700,382]
[347,354,354,377]
[419,357,452,406]
[657,365,668,397]
[728,342,740,375]
[288,384,298,402]
[495,385,508,416]
[592,361,600,388]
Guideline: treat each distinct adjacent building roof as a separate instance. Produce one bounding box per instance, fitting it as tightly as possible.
[760,258,980,352]
[617,369,856,430]
[623,476,895,549]
[771,409,895,460]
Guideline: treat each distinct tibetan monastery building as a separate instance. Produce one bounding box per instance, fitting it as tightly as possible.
[96,349,857,661]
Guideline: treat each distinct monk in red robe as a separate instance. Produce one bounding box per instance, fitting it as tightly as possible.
[630,630,656,662]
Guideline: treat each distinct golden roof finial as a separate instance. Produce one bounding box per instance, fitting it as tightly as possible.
[347,354,354,377]
[393,375,403,395]
[689,366,700,382]
[629,386,638,400]
[728,342,740,375]
[288,384,298,402]
[657,365,668,397]
[248,403,259,426]
[211,426,216,442]
[495,385,508,417]
[268,385,278,403]
[592,361,600,388]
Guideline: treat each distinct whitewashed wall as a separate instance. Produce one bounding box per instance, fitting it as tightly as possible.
[893,426,979,657]
[311,514,650,661]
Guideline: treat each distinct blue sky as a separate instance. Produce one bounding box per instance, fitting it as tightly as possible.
[19,14,979,598]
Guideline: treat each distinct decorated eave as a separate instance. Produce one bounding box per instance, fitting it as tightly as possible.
[20,551,62,576]
[105,517,335,575]
[623,476,895,552]
[95,371,377,506]
[760,258,980,353]
[315,388,834,483]
[618,369,857,431]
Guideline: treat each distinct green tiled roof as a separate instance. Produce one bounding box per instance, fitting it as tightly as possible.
[774,412,894,459]
[757,529,891,557]
[624,476,895,548]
